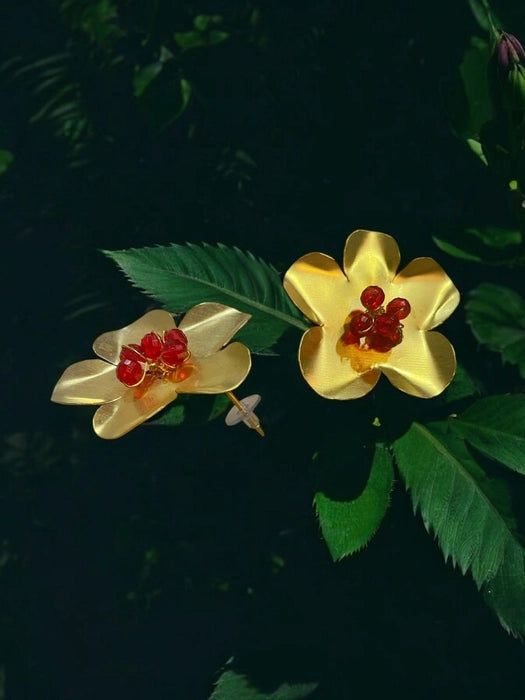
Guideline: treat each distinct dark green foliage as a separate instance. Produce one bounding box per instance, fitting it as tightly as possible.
[449,394,525,474]
[466,283,525,377]
[1,52,92,165]
[210,668,318,699]
[433,225,522,263]
[442,363,480,403]
[445,35,493,143]
[0,149,14,174]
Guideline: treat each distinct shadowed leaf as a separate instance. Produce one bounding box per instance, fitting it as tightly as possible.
[449,394,525,474]
[210,669,318,699]
[466,283,525,378]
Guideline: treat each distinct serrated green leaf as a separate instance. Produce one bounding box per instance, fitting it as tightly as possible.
[314,443,394,561]
[484,539,525,637]
[449,394,525,474]
[104,243,308,352]
[210,669,318,699]
[393,422,525,636]
[466,283,525,378]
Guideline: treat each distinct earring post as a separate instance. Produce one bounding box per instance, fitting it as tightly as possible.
[225,391,265,437]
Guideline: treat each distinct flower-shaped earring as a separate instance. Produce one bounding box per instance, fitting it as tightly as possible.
[51,302,253,438]
[283,229,460,399]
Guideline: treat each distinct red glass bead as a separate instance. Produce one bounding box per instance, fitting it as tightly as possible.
[120,343,146,362]
[386,297,411,320]
[140,332,163,360]
[161,343,189,368]
[349,312,374,337]
[360,285,385,311]
[374,314,403,345]
[368,333,395,352]
[342,328,359,346]
[116,358,146,386]
[163,328,188,346]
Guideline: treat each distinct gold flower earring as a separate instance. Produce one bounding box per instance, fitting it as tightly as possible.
[283,229,460,399]
[51,303,254,438]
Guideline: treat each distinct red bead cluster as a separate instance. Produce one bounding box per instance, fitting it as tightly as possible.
[342,285,410,353]
[116,328,190,387]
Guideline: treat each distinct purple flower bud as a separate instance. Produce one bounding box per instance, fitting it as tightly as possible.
[497,32,525,70]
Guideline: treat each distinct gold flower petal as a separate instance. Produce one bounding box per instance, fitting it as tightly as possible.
[378,329,457,398]
[93,381,179,439]
[392,257,460,330]
[299,326,380,399]
[176,342,251,394]
[283,253,350,326]
[178,302,251,359]
[343,230,401,290]
[51,359,124,405]
[93,309,176,364]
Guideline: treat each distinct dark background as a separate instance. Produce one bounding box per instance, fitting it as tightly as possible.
[1,1,524,698]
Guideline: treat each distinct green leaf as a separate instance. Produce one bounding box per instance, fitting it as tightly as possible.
[194,14,223,32]
[466,283,525,378]
[174,14,229,51]
[174,30,208,49]
[433,237,483,262]
[442,363,479,403]
[210,669,318,699]
[393,422,525,636]
[466,137,488,164]
[449,394,525,475]
[467,0,503,31]
[104,243,308,352]
[146,403,186,426]
[433,226,522,263]
[133,61,163,97]
[484,539,525,636]
[445,36,493,141]
[468,225,523,249]
[0,149,14,175]
[208,393,231,421]
[136,71,192,130]
[314,443,394,561]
